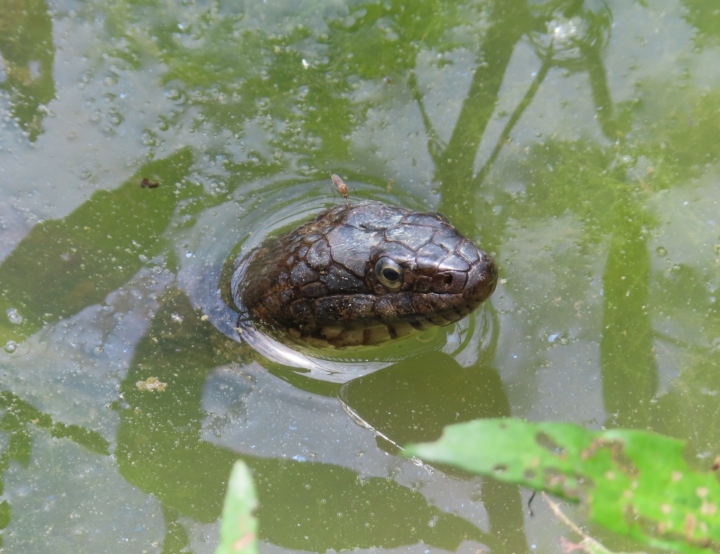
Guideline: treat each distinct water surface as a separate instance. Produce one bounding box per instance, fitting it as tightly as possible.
[1,0,719,552]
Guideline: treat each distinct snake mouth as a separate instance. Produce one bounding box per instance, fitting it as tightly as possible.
[314,280,496,347]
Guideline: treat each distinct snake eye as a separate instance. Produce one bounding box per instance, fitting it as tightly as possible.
[375,258,403,291]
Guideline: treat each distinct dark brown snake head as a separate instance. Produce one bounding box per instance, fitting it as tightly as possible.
[235,200,497,347]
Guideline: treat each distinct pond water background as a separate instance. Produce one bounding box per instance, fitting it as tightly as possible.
[1,0,720,552]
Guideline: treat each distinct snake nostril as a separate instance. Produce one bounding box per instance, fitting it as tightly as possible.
[443,274,453,285]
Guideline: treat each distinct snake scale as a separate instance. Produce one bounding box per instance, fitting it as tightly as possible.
[234,199,497,347]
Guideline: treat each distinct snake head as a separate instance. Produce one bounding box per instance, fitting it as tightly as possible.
[238,201,498,346]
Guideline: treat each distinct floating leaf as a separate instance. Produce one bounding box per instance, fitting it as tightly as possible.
[405,419,720,554]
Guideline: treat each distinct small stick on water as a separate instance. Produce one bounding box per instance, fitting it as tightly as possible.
[528,490,536,516]
[331,174,349,203]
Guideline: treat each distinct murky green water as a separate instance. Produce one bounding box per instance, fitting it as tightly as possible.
[1,0,719,552]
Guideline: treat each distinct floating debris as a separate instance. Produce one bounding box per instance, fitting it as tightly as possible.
[140,178,159,188]
[136,376,167,392]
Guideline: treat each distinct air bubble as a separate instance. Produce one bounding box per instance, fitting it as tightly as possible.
[4,341,17,354]
[6,308,23,325]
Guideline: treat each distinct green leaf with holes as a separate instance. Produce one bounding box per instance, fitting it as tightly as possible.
[216,461,259,554]
[405,419,720,554]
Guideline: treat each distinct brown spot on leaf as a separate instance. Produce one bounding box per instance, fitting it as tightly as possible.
[685,513,697,541]
[581,438,638,476]
[536,431,566,457]
[700,501,717,516]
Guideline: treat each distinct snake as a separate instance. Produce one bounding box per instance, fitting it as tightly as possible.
[233,200,497,347]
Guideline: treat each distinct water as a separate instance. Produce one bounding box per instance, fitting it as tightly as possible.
[1,0,719,552]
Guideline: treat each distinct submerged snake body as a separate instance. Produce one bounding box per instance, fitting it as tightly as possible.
[235,200,497,347]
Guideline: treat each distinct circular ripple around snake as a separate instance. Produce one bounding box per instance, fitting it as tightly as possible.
[176,178,498,383]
